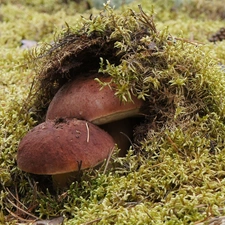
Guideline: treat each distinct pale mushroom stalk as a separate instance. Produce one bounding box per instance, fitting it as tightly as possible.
[100,118,136,156]
[52,171,82,189]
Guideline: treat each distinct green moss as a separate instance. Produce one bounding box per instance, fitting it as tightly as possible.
[1,0,225,224]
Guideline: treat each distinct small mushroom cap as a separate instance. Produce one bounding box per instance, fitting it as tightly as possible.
[46,75,143,125]
[17,118,115,175]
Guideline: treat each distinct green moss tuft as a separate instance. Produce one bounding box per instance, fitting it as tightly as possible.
[2,1,225,224]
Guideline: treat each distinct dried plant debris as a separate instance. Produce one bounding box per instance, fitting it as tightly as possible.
[209,28,225,43]
[32,216,64,225]
[2,1,225,224]
[91,0,135,9]
[180,0,225,20]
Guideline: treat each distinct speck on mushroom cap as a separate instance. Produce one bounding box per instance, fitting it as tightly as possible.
[17,118,115,175]
[46,75,143,125]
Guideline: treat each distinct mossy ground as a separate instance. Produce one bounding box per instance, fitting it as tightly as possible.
[1,0,225,224]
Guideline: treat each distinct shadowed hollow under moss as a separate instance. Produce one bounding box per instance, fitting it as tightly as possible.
[3,2,225,224]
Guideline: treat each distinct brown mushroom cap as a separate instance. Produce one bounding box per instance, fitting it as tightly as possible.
[17,118,115,175]
[46,75,143,125]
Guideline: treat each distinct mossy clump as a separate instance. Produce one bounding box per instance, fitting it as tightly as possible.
[2,1,225,224]
[30,3,225,135]
[181,0,225,21]
[0,0,89,14]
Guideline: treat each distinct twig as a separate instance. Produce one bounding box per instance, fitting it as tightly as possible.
[5,207,36,223]
[86,122,90,143]
[194,215,225,225]
[138,5,157,34]
[81,218,102,225]
[103,147,115,174]
[81,215,116,225]
[5,187,28,211]
[6,198,38,220]
[166,135,179,154]
[175,37,205,46]
[120,131,134,149]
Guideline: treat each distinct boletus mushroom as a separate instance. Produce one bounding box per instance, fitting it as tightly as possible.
[17,118,115,188]
[46,74,144,155]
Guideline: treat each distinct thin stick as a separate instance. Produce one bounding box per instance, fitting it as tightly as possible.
[120,131,134,149]
[81,215,116,225]
[6,187,28,211]
[175,37,205,46]
[4,188,31,214]
[166,135,179,154]
[138,5,157,33]
[103,147,115,175]
[6,198,38,220]
[81,218,102,225]
[5,207,36,223]
[85,122,90,143]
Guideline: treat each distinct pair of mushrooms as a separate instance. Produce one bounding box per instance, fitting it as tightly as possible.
[17,74,143,188]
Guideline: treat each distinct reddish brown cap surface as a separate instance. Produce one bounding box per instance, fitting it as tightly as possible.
[17,118,115,175]
[46,75,143,125]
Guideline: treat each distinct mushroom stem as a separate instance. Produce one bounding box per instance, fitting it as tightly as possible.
[100,118,135,156]
[52,171,81,189]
